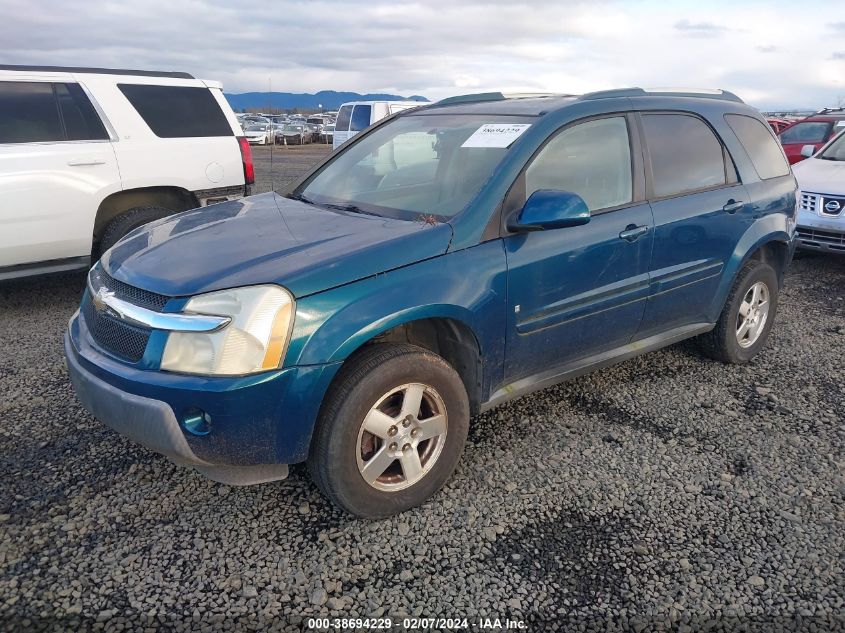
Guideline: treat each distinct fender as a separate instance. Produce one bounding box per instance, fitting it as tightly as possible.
[285,240,508,400]
[707,211,794,323]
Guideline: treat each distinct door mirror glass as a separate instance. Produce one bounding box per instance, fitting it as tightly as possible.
[508,189,590,232]
[800,144,815,158]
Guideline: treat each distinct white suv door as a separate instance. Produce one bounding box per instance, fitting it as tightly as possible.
[0,79,120,269]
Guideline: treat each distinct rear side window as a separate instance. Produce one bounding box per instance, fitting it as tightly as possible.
[779,121,831,144]
[642,114,727,198]
[526,116,632,212]
[725,114,790,180]
[0,81,63,143]
[118,84,232,138]
[350,105,372,132]
[55,83,109,141]
[336,105,352,131]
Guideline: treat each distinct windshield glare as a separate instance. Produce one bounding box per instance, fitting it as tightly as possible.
[295,113,534,220]
[819,129,845,161]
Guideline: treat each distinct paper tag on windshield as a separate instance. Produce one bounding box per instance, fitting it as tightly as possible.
[836,120,845,127]
[461,123,531,148]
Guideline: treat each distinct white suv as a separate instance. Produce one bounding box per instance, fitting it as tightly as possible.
[0,65,254,280]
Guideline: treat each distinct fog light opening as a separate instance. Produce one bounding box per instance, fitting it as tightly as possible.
[182,409,212,436]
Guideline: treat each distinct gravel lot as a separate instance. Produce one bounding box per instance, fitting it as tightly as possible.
[0,146,843,631]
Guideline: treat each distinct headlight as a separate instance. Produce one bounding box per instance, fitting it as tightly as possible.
[161,285,294,376]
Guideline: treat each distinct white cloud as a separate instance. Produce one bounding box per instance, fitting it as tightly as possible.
[0,0,842,109]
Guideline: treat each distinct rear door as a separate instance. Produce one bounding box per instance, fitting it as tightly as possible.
[504,114,653,382]
[0,78,119,268]
[637,112,747,337]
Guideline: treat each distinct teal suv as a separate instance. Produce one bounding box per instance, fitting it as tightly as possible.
[65,88,797,517]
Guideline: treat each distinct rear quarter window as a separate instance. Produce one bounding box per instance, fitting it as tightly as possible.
[118,84,232,138]
[724,114,790,180]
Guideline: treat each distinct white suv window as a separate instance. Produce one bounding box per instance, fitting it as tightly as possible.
[0,82,63,143]
[117,84,233,138]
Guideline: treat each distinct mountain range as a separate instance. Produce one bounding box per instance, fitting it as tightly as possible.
[224,90,428,112]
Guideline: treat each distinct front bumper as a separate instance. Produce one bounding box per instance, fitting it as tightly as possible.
[65,311,341,484]
[797,209,845,254]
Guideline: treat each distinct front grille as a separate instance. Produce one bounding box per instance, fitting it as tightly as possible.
[83,266,172,362]
[797,227,845,251]
[82,295,151,362]
[88,266,169,311]
[799,192,818,213]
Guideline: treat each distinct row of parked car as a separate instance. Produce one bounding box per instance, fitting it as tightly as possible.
[235,112,336,146]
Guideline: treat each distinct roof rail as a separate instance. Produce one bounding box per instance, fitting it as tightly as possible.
[0,64,194,79]
[579,87,744,103]
[815,106,845,115]
[434,91,571,107]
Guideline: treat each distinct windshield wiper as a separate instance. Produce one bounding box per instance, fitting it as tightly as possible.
[321,202,382,217]
[819,155,842,161]
[287,193,316,205]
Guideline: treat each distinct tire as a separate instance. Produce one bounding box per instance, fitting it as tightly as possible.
[308,343,470,518]
[699,259,779,364]
[99,206,174,255]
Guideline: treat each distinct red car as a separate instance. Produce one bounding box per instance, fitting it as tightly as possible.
[766,117,792,135]
[778,109,845,164]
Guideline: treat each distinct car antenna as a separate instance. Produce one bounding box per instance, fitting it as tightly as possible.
[269,76,275,195]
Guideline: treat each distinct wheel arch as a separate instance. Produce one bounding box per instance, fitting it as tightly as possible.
[93,186,199,241]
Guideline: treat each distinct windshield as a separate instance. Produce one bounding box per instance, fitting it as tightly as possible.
[294,113,534,220]
[818,129,845,161]
[780,121,831,144]
[245,124,266,132]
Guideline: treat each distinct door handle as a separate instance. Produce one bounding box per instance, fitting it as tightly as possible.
[619,224,649,242]
[723,199,744,214]
[67,159,106,166]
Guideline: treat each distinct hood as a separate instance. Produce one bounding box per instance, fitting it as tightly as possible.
[102,192,453,299]
[793,158,845,196]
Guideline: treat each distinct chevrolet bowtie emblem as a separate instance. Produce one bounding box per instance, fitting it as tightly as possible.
[92,287,117,316]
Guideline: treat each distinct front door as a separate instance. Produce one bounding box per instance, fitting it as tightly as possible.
[504,115,653,383]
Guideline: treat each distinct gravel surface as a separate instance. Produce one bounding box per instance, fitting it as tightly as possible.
[0,147,843,631]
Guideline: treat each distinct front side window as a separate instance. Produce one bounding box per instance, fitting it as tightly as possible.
[642,114,727,198]
[0,81,62,143]
[350,105,373,132]
[525,116,632,212]
[779,121,831,144]
[118,84,232,138]
[296,114,533,220]
[335,105,352,132]
[725,114,790,180]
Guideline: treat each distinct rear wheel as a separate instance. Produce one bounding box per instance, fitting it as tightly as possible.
[99,206,174,255]
[699,259,779,363]
[308,344,469,518]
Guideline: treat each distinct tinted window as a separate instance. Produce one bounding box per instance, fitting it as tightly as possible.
[0,81,62,143]
[336,105,352,131]
[643,114,726,198]
[56,83,109,141]
[526,117,632,212]
[725,114,790,180]
[779,121,831,144]
[118,84,232,138]
[350,105,372,132]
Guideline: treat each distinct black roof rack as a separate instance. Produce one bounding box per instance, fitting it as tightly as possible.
[0,64,194,79]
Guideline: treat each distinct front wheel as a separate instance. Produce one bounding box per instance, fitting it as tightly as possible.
[308,344,469,518]
[699,259,779,363]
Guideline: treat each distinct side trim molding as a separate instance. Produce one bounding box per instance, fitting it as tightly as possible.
[481,322,714,412]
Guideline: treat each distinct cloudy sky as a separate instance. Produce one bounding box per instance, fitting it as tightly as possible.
[1,0,843,110]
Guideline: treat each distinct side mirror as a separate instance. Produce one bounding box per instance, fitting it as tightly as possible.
[800,144,815,158]
[508,189,591,232]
